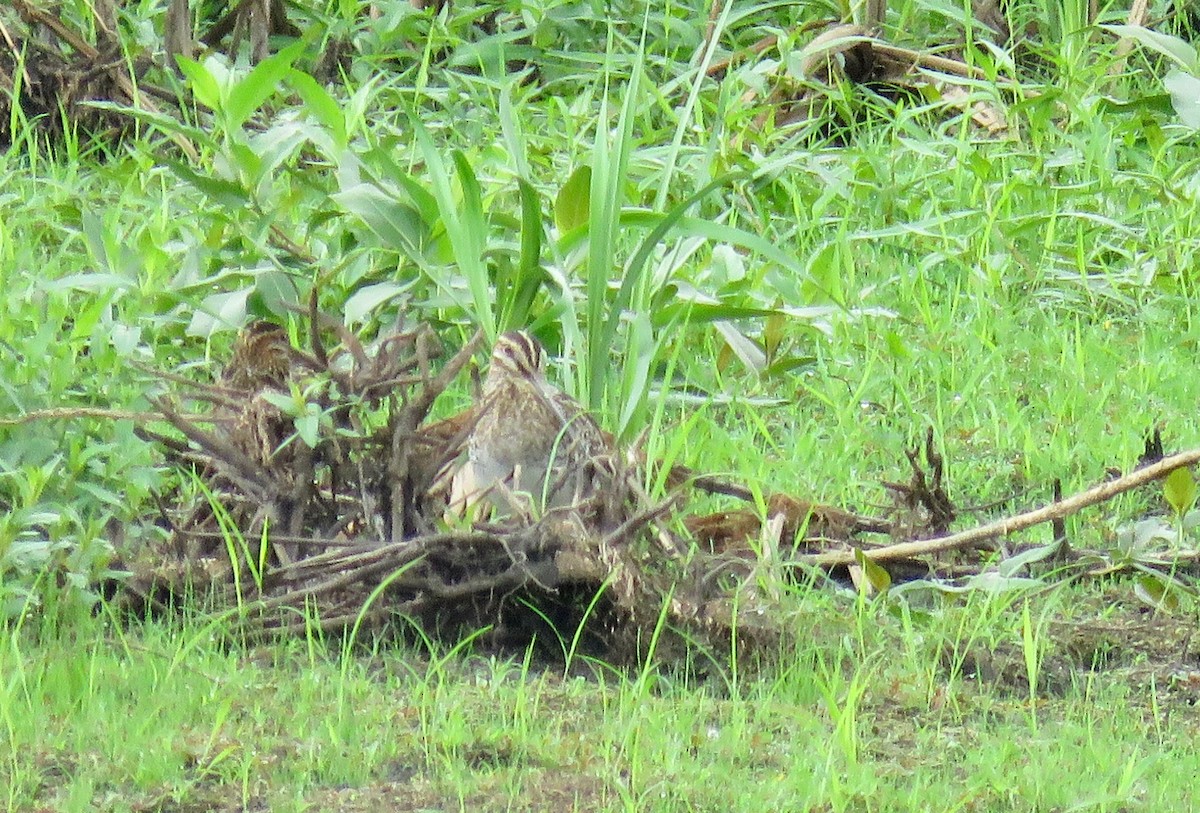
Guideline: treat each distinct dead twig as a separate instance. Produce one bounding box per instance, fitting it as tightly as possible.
[803,447,1200,566]
[701,0,725,69]
[0,16,33,90]
[0,406,213,426]
[871,42,1009,83]
[1107,0,1152,79]
[147,395,275,497]
[387,330,484,544]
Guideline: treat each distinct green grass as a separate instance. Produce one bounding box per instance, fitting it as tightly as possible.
[4,0,1200,809]
[3,589,1198,811]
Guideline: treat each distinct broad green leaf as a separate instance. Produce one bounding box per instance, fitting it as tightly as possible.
[362,147,441,225]
[259,390,298,413]
[42,273,130,293]
[1020,602,1038,699]
[177,55,222,112]
[884,330,911,361]
[450,150,492,337]
[624,210,807,289]
[163,158,250,208]
[409,113,494,339]
[764,355,818,376]
[390,172,441,229]
[248,120,310,181]
[1102,24,1198,71]
[294,410,320,449]
[805,240,846,304]
[1164,69,1200,129]
[1164,467,1197,515]
[714,322,766,373]
[999,542,1062,577]
[333,184,426,251]
[77,481,123,508]
[84,100,214,145]
[1115,517,1174,557]
[289,70,346,149]
[616,313,654,439]
[517,178,544,287]
[499,177,545,331]
[709,243,747,285]
[226,141,263,183]
[447,32,536,76]
[1094,93,1176,117]
[253,270,299,316]
[1133,572,1181,613]
[226,41,307,131]
[498,84,530,179]
[188,288,252,337]
[891,572,1043,599]
[656,302,782,323]
[854,548,892,595]
[345,282,406,324]
[764,308,785,360]
[555,165,592,233]
[109,323,141,357]
[1185,508,1200,532]
[80,209,110,272]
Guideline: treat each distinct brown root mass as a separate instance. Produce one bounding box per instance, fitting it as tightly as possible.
[0,2,184,147]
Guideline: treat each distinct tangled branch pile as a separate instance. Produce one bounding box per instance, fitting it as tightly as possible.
[110,312,1200,663]
[124,315,887,661]
[0,1,149,143]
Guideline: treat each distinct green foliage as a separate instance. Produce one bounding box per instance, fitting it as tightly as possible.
[6,9,1200,806]
[1163,466,1197,516]
[1103,24,1200,129]
[554,164,592,233]
[124,10,841,440]
[853,548,892,596]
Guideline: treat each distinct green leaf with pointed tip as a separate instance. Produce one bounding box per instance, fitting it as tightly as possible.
[176,56,222,113]
[714,322,765,374]
[884,330,911,361]
[1134,573,1181,613]
[854,548,891,595]
[409,113,494,339]
[1102,24,1198,71]
[226,40,306,131]
[333,184,426,252]
[162,158,250,208]
[554,165,592,234]
[345,282,406,324]
[1164,467,1197,516]
[188,288,252,337]
[294,409,320,449]
[449,149,492,337]
[764,355,818,377]
[497,177,545,332]
[764,308,785,361]
[1020,602,1038,699]
[1164,70,1200,130]
[616,313,655,440]
[289,70,346,150]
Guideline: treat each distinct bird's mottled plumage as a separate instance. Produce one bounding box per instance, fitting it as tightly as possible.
[217,320,295,468]
[449,330,609,515]
[221,320,293,392]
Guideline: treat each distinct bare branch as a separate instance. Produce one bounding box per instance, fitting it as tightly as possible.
[802,448,1200,566]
